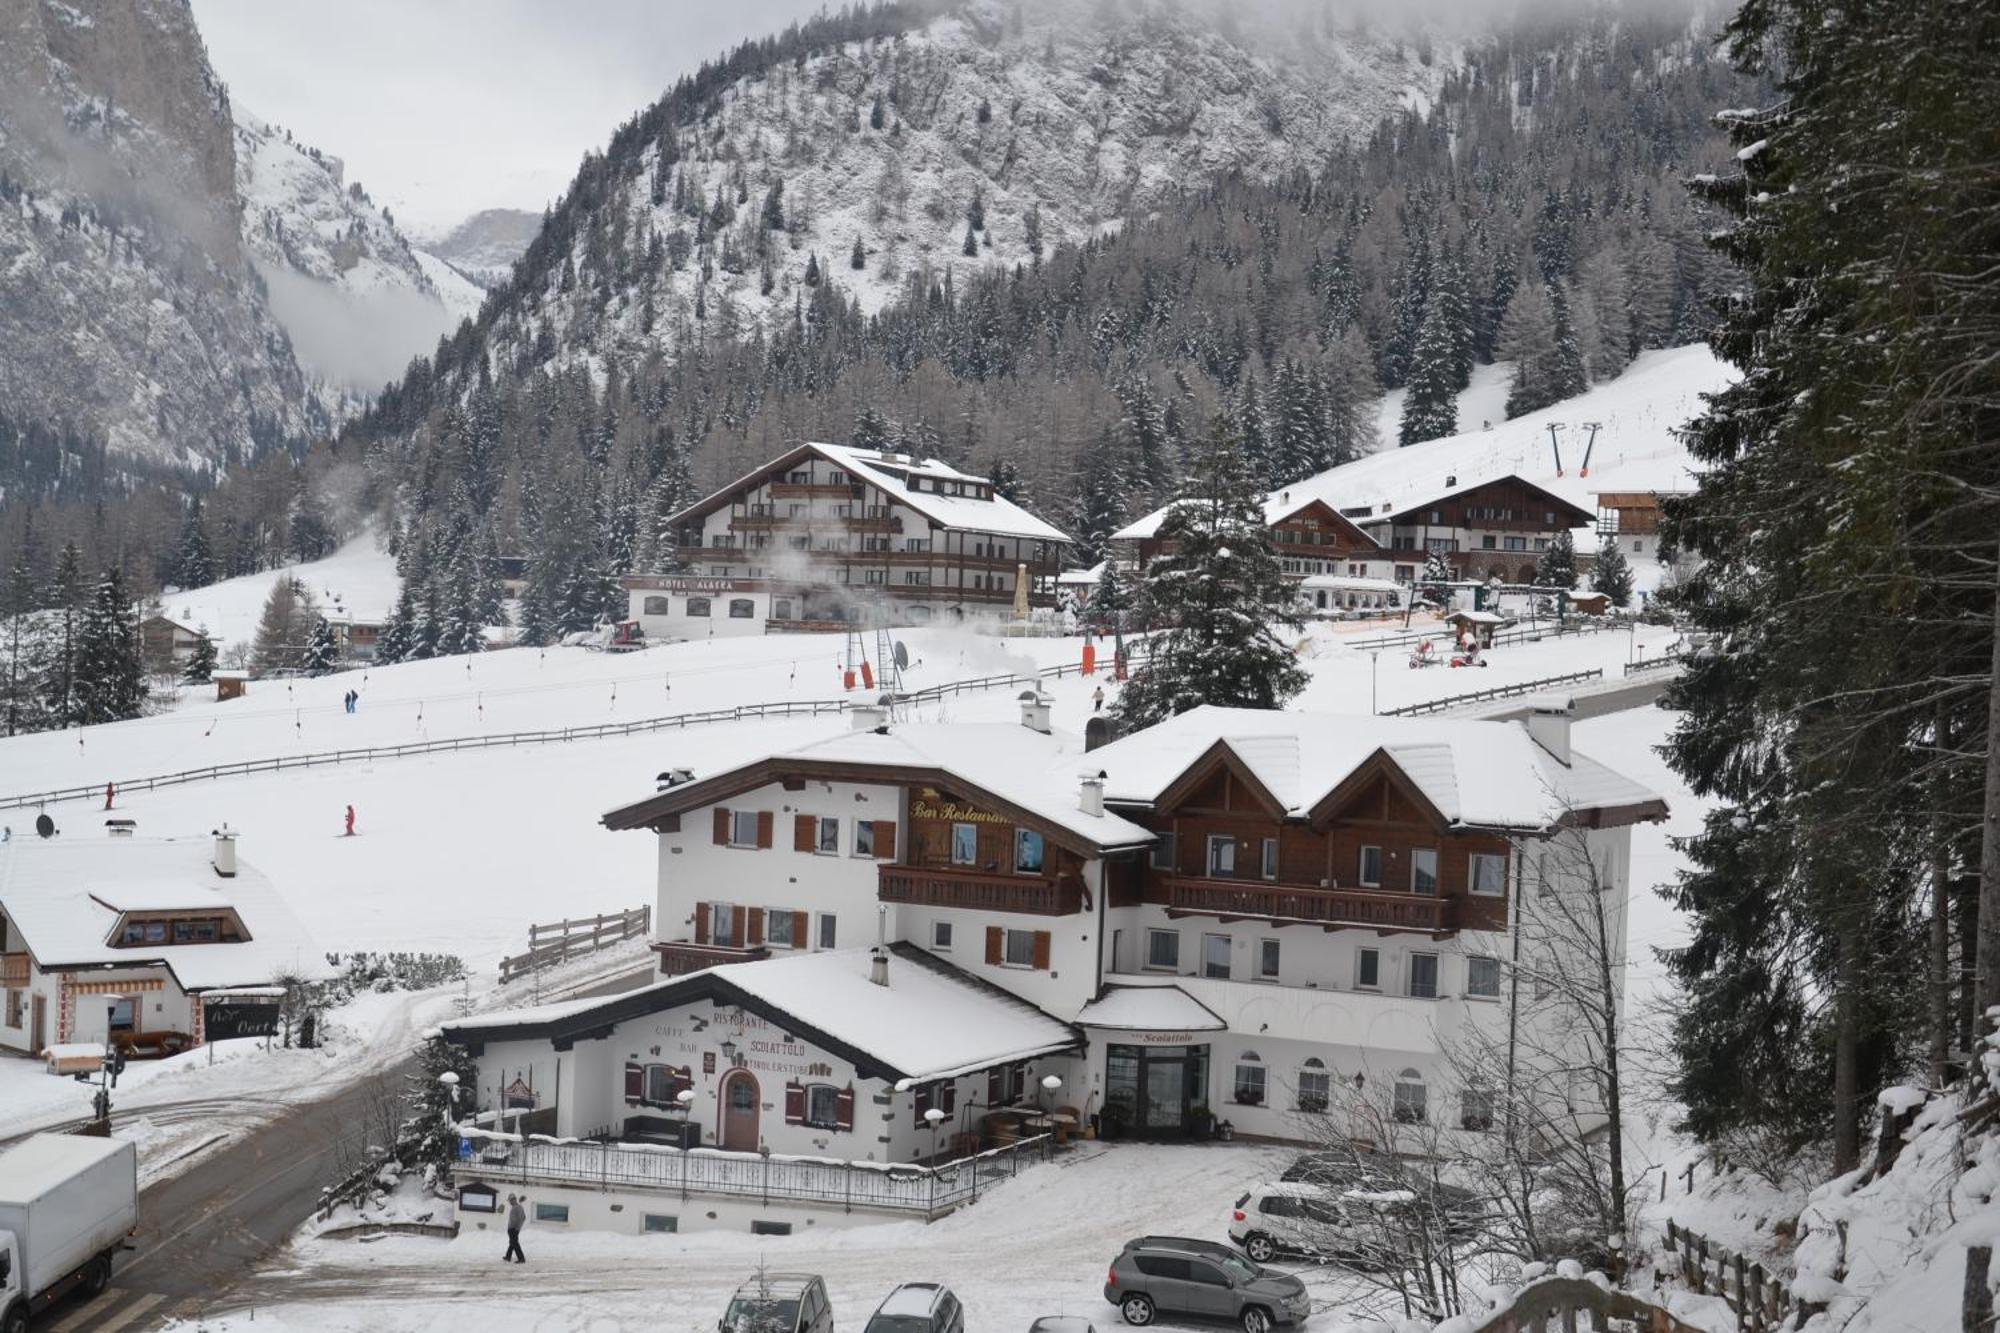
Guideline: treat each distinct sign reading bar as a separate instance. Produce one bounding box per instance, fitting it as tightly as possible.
[203,997,279,1042]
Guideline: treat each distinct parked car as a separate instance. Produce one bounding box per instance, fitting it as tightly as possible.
[865,1282,965,1333]
[1028,1320,1098,1333]
[1278,1153,1485,1239]
[721,1273,834,1333]
[1105,1236,1311,1332]
[1229,1183,1349,1264]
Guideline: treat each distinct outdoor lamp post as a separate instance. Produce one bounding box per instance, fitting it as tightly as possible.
[923,1106,946,1163]
[438,1071,460,1134]
[1040,1073,1062,1116]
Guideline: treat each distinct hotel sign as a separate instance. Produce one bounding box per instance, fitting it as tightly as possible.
[626,575,761,594]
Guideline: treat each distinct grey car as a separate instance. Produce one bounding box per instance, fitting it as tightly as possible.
[721,1273,834,1333]
[1104,1236,1312,1332]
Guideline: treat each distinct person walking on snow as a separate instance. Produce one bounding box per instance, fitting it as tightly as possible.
[1092,685,1105,712]
[504,1195,526,1263]
[343,805,356,837]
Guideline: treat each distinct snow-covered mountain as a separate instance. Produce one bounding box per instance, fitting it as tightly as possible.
[414,207,540,289]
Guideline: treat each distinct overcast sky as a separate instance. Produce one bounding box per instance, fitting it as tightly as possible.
[190,0,833,236]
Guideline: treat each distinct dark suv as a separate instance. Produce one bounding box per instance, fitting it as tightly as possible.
[1105,1236,1311,1332]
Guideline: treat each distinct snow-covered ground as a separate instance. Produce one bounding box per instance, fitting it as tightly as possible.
[154,530,402,658]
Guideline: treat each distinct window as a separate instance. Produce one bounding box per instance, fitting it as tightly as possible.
[806,1084,841,1129]
[1408,952,1440,999]
[642,595,669,615]
[643,1063,692,1106]
[854,820,877,857]
[1233,1052,1266,1105]
[1146,929,1181,971]
[1481,535,1497,550]
[1393,1069,1427,1124]
[728,598,756,619]
[534,1203,570,1223]
[1466,956,1502,999]
[766,910,796,948]
[1258,939,1280,980]
[950,823,978,865]
[816,817,840,854]
[1633,540,1645,554]
[751,1220,793,1237]
[1207,836,1236,877]
[1411,848,1438,895]
[1356,947,1380,989]
[1203,933,1231,979]
[1297,1058,1331,1111]
[4,990,19,1027]
[730,811,760,847]
[686,597,711,617]
[1469,853,1507,896]
[902,571,929,585]
[1504,536,1527,552]
[905,538,930,553]
[1359,845,1383,887]
[932,921,953,951]
[817,913,837,949]
[1003,928,1036,968]
[1014,829,1045,874]
[173,919,219,944]
[1261,838,1278,880]
[1461,1086,1496,1132]
[864,570,887,584]
[1150,833,1177,871]
[642,1213,678,1233]
[711,902,736,946]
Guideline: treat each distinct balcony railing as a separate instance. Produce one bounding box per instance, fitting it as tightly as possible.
[1150,876,1453,932]
[769,482,857,498]
[653,941,771,976]
[879,865,1082,916]
[0,951,27,986]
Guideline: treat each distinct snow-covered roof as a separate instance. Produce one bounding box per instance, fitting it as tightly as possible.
[1300,574,1402,594]
[1076,984,1226,1033]
[603,722,1154,852]
[1087,706,1666,831]
[446,946,1080,1083]
[1057,562,1106,586]
[0,1134,130,1204]
[0,836,327,990]
[1111,489,1381,544]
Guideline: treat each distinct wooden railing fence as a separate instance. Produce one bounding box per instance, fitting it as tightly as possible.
[499,906,651,984]
[1382,669,1605,717]
[1661,1220,1795,1333]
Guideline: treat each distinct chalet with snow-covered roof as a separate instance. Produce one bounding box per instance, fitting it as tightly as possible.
[138,614,207,673]
[1110,491,1389,586]
[0,831,324,1058]
[625,442,1073,638]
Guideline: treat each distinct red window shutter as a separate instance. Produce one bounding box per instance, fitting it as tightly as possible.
[695,905,710,945]
[943,1082,957,1115]
[794,814,815,852]
[748,908,765,946]
[914,1081,931,1126]
[985,926,1003,966]
[623,1061,643,1104]
[756,811,774,848]
[785,1080,805,1125]
[731,905,748,947]
[834,1085,855,1131]
[713,808,730,845]
[874,820,897,859]
[1032,930,1052,971]
[791,911,808,947]
[988,1068,1002,1106]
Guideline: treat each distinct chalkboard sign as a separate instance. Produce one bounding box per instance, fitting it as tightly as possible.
[203,998,279,1041]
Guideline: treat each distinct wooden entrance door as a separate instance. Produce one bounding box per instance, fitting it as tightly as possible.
[30,994,46,1054]
[719,1068,760,1151]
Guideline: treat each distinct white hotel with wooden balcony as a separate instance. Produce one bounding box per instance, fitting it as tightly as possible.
[442,693,1665,1233]
[622,442,1072,638]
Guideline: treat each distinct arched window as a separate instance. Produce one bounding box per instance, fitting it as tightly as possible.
[1233,1051,1266,1106]
[642,596,670,616]
[728,598,756,619]
[1393,1068,1427,1124]
[1296,1058,1330,1111]
[686,597,711,618]
[772,598,794,620]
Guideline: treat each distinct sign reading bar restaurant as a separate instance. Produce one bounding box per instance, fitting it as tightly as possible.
[203,996,279,1041]
[911,799,1008,825]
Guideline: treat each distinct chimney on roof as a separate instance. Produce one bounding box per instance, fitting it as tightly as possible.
[655,768,695,793]
[870,904,890,986]
[105,819,136,838]
[212,827,238,878]
[1525,696,1574,767]
[1445,474,1458,488]
[1019,689,1052,734]
[1079,772,1106,818]
[851,700,890,732]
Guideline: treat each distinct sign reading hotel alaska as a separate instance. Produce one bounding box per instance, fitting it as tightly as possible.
[911,798,1008,825]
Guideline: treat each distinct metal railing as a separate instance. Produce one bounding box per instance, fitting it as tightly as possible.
[456,1129,1052,1219]
[1381,668,1605,717]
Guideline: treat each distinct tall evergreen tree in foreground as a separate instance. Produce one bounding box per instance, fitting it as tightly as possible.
[72,567,144,725]
[1114,416,1308,730]
[1534,530,1577,590]
[1662,0,2000,1171]
[302,617,339,676]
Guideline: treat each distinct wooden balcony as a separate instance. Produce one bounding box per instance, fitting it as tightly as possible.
[653,941,770,977]
[879,865,1082,916]
[1149,876,1453,934]
[769,482,857,498]
[0,951,28,986]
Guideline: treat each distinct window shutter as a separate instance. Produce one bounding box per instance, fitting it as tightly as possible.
[713,809,730,845]
[943,1082,957,1115]
[756,811,774,848]
[748,908,765,946]
[791,911,808,948]
[785,1080,805,1125]
[834,1085,855,1131]
[873,820,896,858]
[985,926,1003,966]
[987,1068,1002,1106]
[695,905,710,945]
[913,1081,931,1126]
[731,905,748,947]
[1032,930,1052,971]
[623,1061,643,1104]
[794,815,815,852]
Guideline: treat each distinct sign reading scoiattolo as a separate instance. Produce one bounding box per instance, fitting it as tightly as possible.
[202,997,279,1042]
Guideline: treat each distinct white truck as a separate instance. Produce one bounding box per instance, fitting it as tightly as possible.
[0,1134,138,1333]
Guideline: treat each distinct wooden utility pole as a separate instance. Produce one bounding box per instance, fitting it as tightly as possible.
[1977,554,2000,1020]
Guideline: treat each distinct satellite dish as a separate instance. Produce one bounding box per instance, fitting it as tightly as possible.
[34,813,55,839]
[893,641,909,670]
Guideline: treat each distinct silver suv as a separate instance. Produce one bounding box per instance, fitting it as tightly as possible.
[721,1273,834,1333]
[1104,1236,1311,1332]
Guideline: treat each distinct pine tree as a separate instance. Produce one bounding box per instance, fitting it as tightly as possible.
[869,93,885,130]
[1548,282,1589,401]
[988,456,1024,503]
[182,626,218,684]
[1422,548,1453,590]
[43,541,84,726]
[286,486,337,563]
[1114,415,1309,729]
[1398,297,1460,445]
[1023,203,1043,259]
[172,499,215,590]
[760,180,784,231]
[1069,440,1127,567]
[1497,280,1565,418]
[1091,557,1131,625]
[408,1033,481,1170]
[1590,538,1633,608]
[302,617,339,675]
[379,577,420,663]
[1534,530,1577,589]
[962,222,979,258]
[252,578,318,674]
[72,567,145,725]
[850,235,866,270]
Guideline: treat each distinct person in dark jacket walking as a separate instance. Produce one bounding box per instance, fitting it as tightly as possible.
[504,1194,526,1263]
